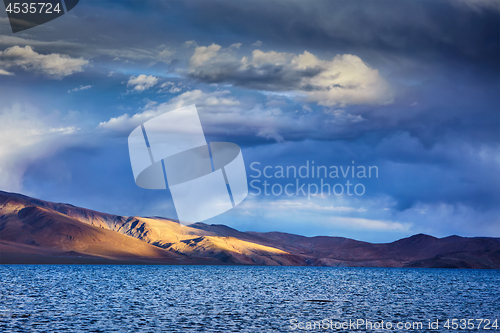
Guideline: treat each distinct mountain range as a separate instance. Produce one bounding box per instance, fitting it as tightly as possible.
[0,190,498,269]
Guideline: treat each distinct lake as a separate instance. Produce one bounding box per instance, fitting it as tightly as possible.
[0,265,498,332]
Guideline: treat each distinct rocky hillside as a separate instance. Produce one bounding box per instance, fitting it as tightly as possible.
[0,191,498,268]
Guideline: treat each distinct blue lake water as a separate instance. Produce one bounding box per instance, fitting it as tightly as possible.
[0,265,498,332]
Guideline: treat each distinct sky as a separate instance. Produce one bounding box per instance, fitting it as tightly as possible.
[0,0,498,242]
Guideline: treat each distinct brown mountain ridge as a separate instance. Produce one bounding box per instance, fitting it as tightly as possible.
[0,190,498,269]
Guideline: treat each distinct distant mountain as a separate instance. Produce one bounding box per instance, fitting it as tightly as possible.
[0,191,498,268]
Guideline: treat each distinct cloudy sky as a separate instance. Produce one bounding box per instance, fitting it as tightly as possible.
[0,0,498,242]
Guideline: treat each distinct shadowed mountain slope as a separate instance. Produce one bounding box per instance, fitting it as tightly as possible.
[0,191,498,268]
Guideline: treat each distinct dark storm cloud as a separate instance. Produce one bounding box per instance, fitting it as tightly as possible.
[189,62,322,91]
[2,0,496,73]
[181,0,499,73]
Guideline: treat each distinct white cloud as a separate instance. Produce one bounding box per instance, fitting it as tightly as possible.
[187,44,393,106]
[324,108,366,124]
[0,104,80,192]
[0,45,88,78]
[98,89,240,132]
[247,49,291,66]
[0,69,13,75]
[98,85,382,143]
[304,53,393,106]
[230,43,242,49]
[101,47,173,64]
[98,87,364,143]
[68,85,92,93]
[302,105,312,113]
[256,128,285,143]
[330,217,410,231]
[189,43,222,68]
[0,36,177,66]
[0,35,80,48]
[157,48,174,60]
[252,40,263,47]
[265,200,367,213]
[159,82,184,94]
[166,89,240,109]
[127,74,159,92]
[451,0,500,11]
